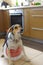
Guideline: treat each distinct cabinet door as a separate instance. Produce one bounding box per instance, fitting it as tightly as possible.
[23,9,30,37]
[0,11,4,32]
[30,8,43,40]
[2,10,10,32]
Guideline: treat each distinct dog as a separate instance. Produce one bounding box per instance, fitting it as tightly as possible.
[1,24,30,65]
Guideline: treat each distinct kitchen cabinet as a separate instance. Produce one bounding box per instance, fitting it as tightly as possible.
[0,10,10,33]
[23,8,43,40]
[30,8,43,40]
[0,10,4,32]
[0,7,43,40]
[2,10,10,32]
[23,9,30,37]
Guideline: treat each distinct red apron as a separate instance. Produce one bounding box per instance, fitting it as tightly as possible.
[6,47,22,57]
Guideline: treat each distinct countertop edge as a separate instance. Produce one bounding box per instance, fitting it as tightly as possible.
[0,5,43,10]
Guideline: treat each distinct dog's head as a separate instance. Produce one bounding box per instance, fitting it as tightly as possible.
[7,24,23,42]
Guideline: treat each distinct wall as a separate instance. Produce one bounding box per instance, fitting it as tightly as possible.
[34,0,41,2]
[3,0,12,6]
[3,0,28,6]
[0,0,3,2]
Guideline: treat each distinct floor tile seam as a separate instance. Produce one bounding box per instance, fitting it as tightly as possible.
[30,53,43,60]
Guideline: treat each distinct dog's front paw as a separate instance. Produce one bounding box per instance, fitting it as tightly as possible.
[9,61,14,65]
[1,54,5,58]
[25,57,30,62]
[24,56,30,62]
[9,63,14,65]
[10,63,14,65]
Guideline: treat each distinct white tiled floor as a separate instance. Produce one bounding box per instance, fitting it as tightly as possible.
[24,46,43,60]
[0,39,43,65]
[31,53,43,65]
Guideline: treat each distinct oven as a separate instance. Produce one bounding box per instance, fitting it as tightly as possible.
[9,9,24,32]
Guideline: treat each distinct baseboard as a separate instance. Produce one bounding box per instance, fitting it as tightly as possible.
[0,32,6,38]
[22,36,43,44]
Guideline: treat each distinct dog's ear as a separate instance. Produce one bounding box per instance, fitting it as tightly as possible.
[7,25,14,33]
[9,27,13,32]
[7,28,13,33]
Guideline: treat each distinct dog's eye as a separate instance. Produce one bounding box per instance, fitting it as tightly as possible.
[15,27,18,29]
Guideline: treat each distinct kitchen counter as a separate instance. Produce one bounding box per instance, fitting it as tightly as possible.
[0,5,43,10]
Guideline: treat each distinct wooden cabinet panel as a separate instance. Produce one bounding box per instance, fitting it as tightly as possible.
[30,8,43,40]
[30,30,43,40]
[0,11,4,32]
[0,10,10,32]
[2,10,10,32]
[23,9,30,37]
[30,15,43,28]
[30,8,43,15]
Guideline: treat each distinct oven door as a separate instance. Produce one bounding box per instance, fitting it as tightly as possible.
[10,13,22,26]
[10,13,24,32]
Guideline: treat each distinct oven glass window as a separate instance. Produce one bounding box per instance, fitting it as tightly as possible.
[10,14,22,27]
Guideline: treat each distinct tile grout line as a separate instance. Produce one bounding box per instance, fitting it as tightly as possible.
[23,53,43,65]
[30,52,43,60]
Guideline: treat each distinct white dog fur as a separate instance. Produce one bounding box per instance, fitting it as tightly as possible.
[1,24,30,65]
